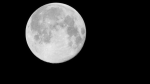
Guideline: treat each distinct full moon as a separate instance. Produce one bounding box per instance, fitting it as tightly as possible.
[26,3,86,63]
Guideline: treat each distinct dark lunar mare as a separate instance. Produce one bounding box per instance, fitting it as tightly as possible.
[31,7,83,45]
[62,15,83,47]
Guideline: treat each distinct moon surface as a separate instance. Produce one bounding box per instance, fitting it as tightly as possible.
[26,3,86,63]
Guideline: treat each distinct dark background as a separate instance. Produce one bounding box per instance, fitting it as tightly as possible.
[1,1,140,78]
